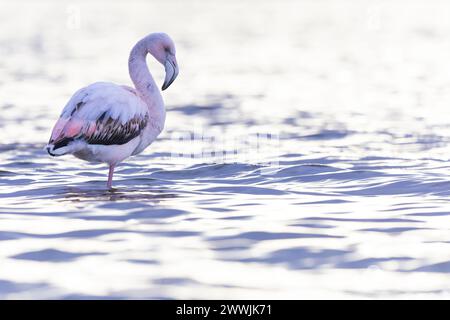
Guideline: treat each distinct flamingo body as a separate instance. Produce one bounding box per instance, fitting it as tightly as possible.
[46,33,178,188]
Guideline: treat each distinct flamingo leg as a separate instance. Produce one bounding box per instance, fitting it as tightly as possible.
[107,164,115,189]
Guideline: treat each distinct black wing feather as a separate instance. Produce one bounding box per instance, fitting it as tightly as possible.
[86,113,148,146]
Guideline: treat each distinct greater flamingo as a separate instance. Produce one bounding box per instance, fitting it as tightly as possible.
[46,33,178,188]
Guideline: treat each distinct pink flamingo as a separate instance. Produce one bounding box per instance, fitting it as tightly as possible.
[46,33,178,189]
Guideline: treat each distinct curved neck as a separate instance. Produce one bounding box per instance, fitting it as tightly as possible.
[128,39,165,122]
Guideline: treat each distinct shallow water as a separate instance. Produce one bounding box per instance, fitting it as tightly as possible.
[1,0,450,299]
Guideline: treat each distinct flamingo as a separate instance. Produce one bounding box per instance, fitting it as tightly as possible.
[46,33,178,189]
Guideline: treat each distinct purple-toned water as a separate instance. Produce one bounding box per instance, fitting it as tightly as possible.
[0,0,449,298]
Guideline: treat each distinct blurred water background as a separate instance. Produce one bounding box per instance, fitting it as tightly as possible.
[1,0,450,299]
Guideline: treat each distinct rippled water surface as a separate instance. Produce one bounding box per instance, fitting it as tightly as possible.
[1,0,450,298]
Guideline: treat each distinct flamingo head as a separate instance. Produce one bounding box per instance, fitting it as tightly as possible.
[146,33,179,91]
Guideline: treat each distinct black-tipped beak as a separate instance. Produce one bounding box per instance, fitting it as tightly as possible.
[162,55,179,91]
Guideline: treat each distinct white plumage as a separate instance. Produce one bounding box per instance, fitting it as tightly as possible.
[61,82,148,125]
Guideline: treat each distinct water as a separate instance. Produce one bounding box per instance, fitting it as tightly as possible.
[1,0,450,299]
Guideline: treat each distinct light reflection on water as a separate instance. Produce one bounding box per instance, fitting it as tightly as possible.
[0,0,450,299]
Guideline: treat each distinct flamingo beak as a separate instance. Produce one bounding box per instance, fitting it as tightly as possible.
[162,54,178,91]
